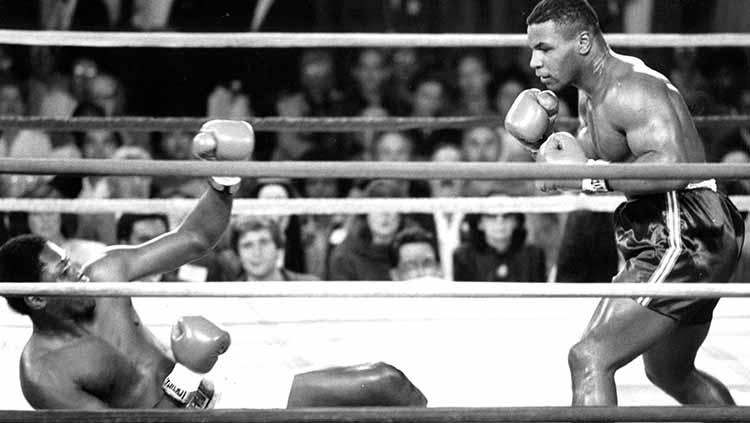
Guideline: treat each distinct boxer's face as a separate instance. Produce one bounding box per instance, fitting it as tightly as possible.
[39,242,83,283]
[36,241,95,318]
[527,20,580,90]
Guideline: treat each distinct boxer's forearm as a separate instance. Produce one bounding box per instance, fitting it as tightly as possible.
[176,187,233,254]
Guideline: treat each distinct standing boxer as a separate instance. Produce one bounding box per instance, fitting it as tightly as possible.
[506,0,744,407]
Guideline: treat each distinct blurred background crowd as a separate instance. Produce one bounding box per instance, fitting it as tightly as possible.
[0,0,748,284]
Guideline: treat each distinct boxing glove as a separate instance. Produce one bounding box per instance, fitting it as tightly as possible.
[537,90,559,116]
[171,315,231,373]
[162,316,231,406]
[192,119,255,192]
[539,132,612,193]
[536,132,589,193]
[538,131,586,164]
[504,89,559,151]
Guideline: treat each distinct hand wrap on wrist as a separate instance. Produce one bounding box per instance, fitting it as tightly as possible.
[162,363,204,405]
[209,176,240,195]
[581,159,611,193]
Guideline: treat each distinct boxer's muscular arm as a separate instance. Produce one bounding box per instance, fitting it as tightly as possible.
[603,78,689,196]
[85,120,253,282]
[85,187,233,282]
[576,91,596,158]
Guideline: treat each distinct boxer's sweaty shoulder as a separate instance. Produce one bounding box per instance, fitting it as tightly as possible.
[585,54,703,164]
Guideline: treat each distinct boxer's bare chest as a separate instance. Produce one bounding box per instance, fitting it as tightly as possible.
[582,95,632,163]
[90,300,171,406]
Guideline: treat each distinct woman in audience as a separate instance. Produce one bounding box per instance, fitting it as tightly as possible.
[328,179,410,281]
[453,193,546,282]
[295,149,351,279]
[247,178,308,274]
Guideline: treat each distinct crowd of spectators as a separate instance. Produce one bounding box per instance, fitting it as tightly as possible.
[0,0,748,282]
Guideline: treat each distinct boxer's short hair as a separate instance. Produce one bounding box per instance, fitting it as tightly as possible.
[527,0,600,38]
[0,234,46,315]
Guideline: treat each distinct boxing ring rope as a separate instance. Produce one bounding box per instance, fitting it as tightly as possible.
[0,196,623,214]
[4,406,750,423]
[0,116,498,132]
[0,115,748,132]
[1,29,749,48]
[2,281,750,298]
[4,158,750,180]
[2,195,750,215]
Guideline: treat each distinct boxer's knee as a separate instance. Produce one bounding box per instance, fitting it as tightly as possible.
[568,340,613,381]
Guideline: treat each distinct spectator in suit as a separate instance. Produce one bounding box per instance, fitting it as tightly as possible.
[231,216,318,281]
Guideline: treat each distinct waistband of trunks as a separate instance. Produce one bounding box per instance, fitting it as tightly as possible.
[685,179,717,192]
